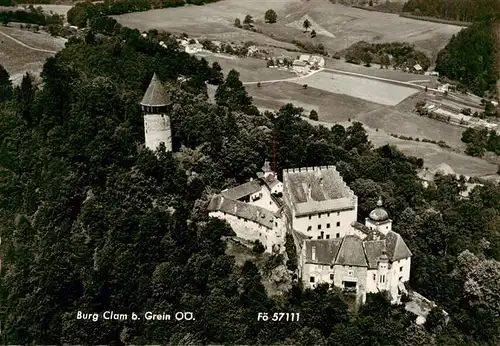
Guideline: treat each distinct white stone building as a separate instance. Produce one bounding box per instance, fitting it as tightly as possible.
[283,166,358,242]
[293,60,309,74]
[207,161,286,253]
[141,73,172,153]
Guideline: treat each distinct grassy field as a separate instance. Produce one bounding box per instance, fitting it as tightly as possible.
[289,71,419,106]
[0,24,66,52]
[115,0,462,61]
[0,26,62,84]
[247,81,381,121]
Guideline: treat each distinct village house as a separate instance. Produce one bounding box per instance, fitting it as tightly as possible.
[293,59,310,74]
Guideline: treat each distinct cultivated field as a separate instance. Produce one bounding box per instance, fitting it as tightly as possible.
[289,71,419,106]
[115,0,463,60]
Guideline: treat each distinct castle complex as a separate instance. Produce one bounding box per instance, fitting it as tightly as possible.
[207,164,412,304]
[139,73,413,304]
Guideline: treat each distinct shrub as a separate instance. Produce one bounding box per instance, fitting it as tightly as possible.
[264,9,277,23]
[309,109,318,120]
[252,240,265,254]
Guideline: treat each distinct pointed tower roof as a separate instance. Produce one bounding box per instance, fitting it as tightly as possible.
[141,73,172,107]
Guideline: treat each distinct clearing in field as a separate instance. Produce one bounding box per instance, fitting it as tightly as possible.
[290,71,419,106]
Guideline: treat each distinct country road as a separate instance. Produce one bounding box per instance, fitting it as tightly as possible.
[243,67,442,93]
[0,30,57,54]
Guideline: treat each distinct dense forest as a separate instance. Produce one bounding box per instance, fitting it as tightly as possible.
[342,41,431,70]
[402,0,500,22]
[435,20,499,97]
[67,0,220,28]
[0,17,499,345]
[0,5,63,26]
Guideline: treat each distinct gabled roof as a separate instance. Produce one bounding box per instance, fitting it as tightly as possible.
[293,60,308,67]
[385,230,413,261]
[141,73,172,107]
[220,180,262,200]
[335,235,367,267]
[207,195,274,228]
[363,240,385,269]
[305,239,342,265]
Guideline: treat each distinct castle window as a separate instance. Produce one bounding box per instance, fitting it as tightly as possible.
[317,236,321,239]
[327,223,331,228]
[336,222,340,227]
[327,213,330,217]
[400,266,403,272]
[317,225,321,230]
[337,212,340,216]
[399,276,403,282]
[386,226,388,229]
[318,213,321,218]
[309,216,312,220]
[373,273,376,281]
[330,274,334,280]
[348,270,353,276]
[275,222,278,227]
[307,226,312,231]
[336,233,340,238]
[310,276,315,283]
[321,231,324,239]
[326,235,330,239]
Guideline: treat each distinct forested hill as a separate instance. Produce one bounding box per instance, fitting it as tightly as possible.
[435,20,499,97]
[0,18,499,345]
[403,0,500,22]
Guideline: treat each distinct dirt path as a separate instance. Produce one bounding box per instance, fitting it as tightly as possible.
[244,66,441,93]
[0,30,57,54]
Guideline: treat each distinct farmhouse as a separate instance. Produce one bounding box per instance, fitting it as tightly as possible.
[293,60,310,74]
[299,54,325,69]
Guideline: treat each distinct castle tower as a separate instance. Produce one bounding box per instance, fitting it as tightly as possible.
[141,73,173,153]
[365,196,392,235]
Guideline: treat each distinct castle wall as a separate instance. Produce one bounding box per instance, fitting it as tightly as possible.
[208,211,284,253]
[144,113,172,152]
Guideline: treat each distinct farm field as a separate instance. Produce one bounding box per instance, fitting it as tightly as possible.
[114,0,463,61]
[289,71,419,106]
[247,82,381,121]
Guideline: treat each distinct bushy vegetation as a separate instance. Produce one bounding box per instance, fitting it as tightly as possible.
[403,0,500,22]
[67,0,220,28]
[0,18,499,345]
[0,5,63,26]
[343,41,430,70]
[461,127,500,156]
[435,21,499,97]
[264,9,277,24]
[292,39,326,55]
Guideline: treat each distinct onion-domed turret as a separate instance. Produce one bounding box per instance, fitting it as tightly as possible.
[369,197,389,222]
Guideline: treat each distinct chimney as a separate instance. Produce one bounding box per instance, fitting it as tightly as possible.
[312,246,316,261]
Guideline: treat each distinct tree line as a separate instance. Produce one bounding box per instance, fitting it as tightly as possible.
[403,0,500,22]
[0,17,499,345]
[0,5,63,26]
